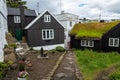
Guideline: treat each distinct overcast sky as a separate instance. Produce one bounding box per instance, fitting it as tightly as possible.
[23,0,120,20]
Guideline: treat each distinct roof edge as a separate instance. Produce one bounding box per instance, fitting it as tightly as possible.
[24,10,48,29]
[24,10,65,29]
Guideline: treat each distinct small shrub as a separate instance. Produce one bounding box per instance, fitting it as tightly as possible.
[0,72,3,79]
[56,46,65,52]
[9,44,17,48]
[108,71,120,80]
[1,63,8,69]
[7,60,13,65]
[29,47,33,50]
[0,63,8,69]
[50,49,56,54]
[4,44,9,48]
[19,65,25,72]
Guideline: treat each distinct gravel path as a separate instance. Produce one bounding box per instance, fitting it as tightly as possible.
[52,51,83,80]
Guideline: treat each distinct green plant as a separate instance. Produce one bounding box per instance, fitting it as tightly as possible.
[56,46,65,52]
[19,65,25,72]
[29,47,33,50]
[50,49,56,54]
[109,71,120,80]
[7,60,13,65]
[0,71,3,79]
[9,44,17,48]
[4,44,9,48]
[0,63,8,69]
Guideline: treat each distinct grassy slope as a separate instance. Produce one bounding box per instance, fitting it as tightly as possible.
[75,49,120,80]
[70,21,119,38]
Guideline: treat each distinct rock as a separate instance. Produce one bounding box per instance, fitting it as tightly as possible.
[4,53,16,62]
[102,76,109,80]
[10,63,18,70]
[66,57,72,60]
[69,61,74,64]
[63,67,74,71]
[56,73,66,79]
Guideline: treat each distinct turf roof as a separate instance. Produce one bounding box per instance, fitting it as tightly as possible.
[70,21,119,38]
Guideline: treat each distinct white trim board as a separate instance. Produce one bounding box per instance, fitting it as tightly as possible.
[33,44,65,50]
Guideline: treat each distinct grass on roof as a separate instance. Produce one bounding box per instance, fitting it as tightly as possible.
[70,21,119,38]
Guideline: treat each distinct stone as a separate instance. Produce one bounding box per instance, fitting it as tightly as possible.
[69,61,74,64]
[63,67,74,71]
[66,57,72,60]
[56,73,66,78]
[37,55,49,59]
[4,52,16,62]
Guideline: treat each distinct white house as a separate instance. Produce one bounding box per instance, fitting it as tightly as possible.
[0,0,8,62]
[56,11,79,49]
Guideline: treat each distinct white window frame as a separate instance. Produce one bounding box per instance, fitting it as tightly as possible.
[44,15,51,22]
[81,40,94,47]
[14,16,21,23]
[42,29,54,40]
[109,38,119,47]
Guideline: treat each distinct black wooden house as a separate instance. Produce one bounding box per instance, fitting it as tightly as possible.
[70,21,120,52]
[7,6,37,40]
[24,10,64,50]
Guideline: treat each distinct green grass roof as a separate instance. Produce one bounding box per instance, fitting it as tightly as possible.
[70,21,120,38]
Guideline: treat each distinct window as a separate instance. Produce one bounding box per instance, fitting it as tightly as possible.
[44,15,51,22]
[70,22,72,27]
[42,29,54,40]
[14,16,21,23]
[109,38,119,47]
[3,0,5,3]
[81,40,94,47]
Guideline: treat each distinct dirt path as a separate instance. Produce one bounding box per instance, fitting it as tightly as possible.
[95,66,115,80]
[52,51,83,80]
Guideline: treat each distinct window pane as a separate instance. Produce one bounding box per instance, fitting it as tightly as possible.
[114,39,118,46]
[14,16,21,23]
[44,15,51,22]
[47,30,49,38]
[43,31,46,38]
[89,41,92,46]
[50,30,53,38]
[81,40,84,46]
[86,40,88,46]
[109,39,113,46]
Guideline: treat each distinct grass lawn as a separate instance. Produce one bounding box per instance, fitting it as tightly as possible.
[75,49,120,80]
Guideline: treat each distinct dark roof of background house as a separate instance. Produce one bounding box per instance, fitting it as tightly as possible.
[7,7,37,16]
[70,21,120,38]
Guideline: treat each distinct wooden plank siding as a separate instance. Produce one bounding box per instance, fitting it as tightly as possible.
[70,23,120,52]
[101,23,120,52]
[7,7,37,40]
[70,36,101,51]
[25,11,64,47]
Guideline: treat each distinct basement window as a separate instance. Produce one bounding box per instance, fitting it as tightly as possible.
[81,40,94,47]
[109,38,119,47]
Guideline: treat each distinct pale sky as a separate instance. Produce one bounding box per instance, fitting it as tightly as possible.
[23,0,120,19]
